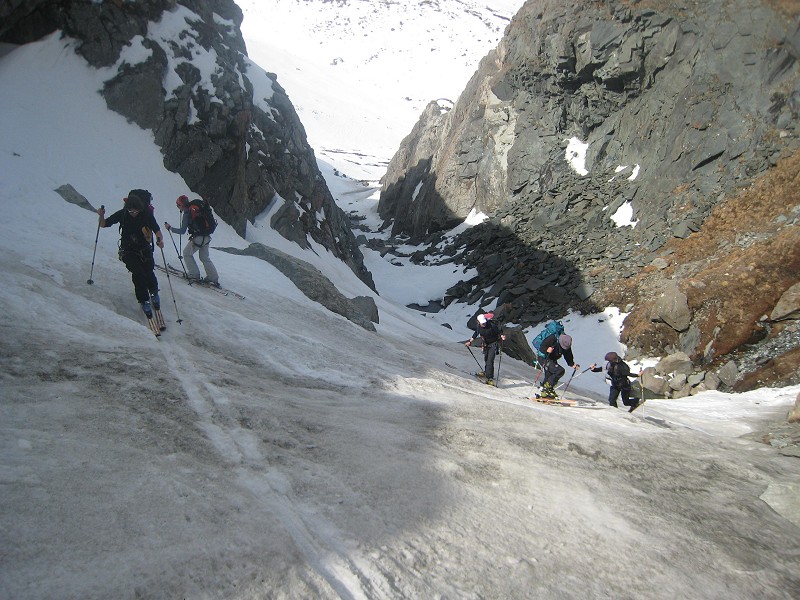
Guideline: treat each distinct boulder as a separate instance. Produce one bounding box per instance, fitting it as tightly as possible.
[500,325,537,368]
[656,352,693,377]
[652,281,692,333]
[771,282,800,322]
[788,393,800,424]
[669,373,688,391]
[641,367,669,396]
[717,360,739,388]
[224,244,376,332]
[351,296,380,324]
[704,371,721,391]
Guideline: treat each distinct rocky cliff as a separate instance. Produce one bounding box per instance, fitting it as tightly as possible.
[1,0,374,290]
[378,0,800,390]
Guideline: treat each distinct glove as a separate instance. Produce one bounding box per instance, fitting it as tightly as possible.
[164,222,171,231]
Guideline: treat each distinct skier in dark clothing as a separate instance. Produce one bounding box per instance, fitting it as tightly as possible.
[465,313,506,386]
[539,333,579,398]
[590,351,642,412]
[97,190,164,318]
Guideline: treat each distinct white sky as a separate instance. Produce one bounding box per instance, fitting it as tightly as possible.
[1,11,798,599]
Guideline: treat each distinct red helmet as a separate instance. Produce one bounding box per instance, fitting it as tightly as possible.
[176,195,189,209]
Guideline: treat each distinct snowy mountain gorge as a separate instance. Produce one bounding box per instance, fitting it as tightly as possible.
[2,0,798,395]
[2,2,800,599]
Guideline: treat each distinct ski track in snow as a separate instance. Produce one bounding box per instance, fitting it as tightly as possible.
[160,333,381,598]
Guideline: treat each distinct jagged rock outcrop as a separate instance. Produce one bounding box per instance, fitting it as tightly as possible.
[378,0,800,389]
[1,0,374,290]
[220,244,378,331]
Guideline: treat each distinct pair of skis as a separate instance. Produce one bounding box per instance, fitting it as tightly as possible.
[532,389,646,412]
[155,263,245,300]
[145,308,167,338]
[445,362,498,387]
[531,392,604,409]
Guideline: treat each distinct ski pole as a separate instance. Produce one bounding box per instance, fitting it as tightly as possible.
[466,345,484,371]
[496,343,503,388]
[529,358,546,397]
[177,210,184,259]
[87,204,104,285]
[559,366,591,395]
[160,247,183,324]
[560,367,578,396]
[640,381,646,417]
[533,356,545,385]
[166,226,188,277]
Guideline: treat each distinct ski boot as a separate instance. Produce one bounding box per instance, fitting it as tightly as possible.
[540,383,556,399]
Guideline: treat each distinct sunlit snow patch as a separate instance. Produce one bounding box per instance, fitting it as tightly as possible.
[565,137,589,176]
[610,201,637,228]
[442,208,489,240]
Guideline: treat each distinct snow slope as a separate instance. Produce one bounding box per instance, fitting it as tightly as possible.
[1,24,799,600]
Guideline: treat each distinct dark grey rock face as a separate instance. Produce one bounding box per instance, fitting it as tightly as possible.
[378,0,800,378]
[1,0,374,291]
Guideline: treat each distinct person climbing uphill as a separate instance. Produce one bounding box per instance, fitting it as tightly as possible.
[97,189,163,319]
[589,351,642,412]
[165,194,219,286]
[538,332,579,398]
[465,313,506,386]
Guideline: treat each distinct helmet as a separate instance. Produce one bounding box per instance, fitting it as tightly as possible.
[558,334,572,349]
[176,195,189,209]
[604,351,619,362]
[477,314,487,325]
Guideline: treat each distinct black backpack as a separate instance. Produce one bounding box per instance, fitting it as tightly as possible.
[609,360,632,386]
[188,199,218,236]
[119,189,155,256]
[126,189,154,212]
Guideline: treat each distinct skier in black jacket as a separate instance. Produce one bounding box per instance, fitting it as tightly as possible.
[590,351,641,411]
[465,313,506,386]
[539,333,579,398]
[97,190,164,318]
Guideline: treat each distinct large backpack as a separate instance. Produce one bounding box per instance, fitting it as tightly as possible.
[119,189,155,257]
[125,189,154,212]
[609,359,632,387]
[188,198,218,236]
[532,320,565,361]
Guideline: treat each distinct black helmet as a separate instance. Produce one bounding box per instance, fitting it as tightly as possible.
[604,351,620,362]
